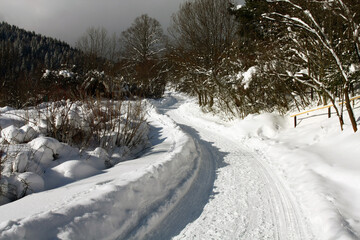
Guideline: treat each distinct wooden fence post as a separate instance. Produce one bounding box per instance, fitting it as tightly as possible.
[294,116,297,128]
[328,107,331,118]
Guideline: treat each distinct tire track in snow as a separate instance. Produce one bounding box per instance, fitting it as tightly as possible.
[143,124,220,240]
[139,98,222,239]
[151,94,315,240]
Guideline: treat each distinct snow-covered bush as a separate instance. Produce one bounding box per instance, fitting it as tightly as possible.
[28,137,63,165]
[16,172,45,197]
[0,137,64,204]
[0,147,17,204]
[0,125,37,144]
[1,126,25,144]
[12,152,28,173]
[0,99,149,205]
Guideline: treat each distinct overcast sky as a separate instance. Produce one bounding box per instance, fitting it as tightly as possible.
[0,0,245,46]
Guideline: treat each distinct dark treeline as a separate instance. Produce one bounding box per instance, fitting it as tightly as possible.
[0,22,81,75]
[0,22,86,107]
[1,0,359,131]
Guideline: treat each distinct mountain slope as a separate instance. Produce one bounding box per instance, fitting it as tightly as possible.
[0,21,81,79]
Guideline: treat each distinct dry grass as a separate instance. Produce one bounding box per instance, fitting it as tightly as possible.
[38,99,148,151]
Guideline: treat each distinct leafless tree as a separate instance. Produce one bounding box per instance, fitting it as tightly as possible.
[76,26,119,75]
[265,0,360,132]
[120,14,167,98]
[76,26,111,59]
[169,0,239,109]
[121,14,165,63]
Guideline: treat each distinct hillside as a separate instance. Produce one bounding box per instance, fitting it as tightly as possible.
[0,21,81,79]
[0,22,86,107]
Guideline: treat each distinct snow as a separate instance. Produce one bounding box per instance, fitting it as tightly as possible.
[242,66,257,89]
[0,107,14,113]
[263,110,360,239]
[207,98,360,239]
[16,172,45,195]
[58,70,73,78]
[51,160,99,180]
[1,126,26,144]
[28,137,63,165]
[350,63,360,74]
[42,70,51,78]
[20,125,37,142]
[43,69,74,78]
[12,152,28,173]
[0,98,200,239]
[294,68,309,78]
[0,91,360,239]
[148,93,314,239]
[150,92,360,240]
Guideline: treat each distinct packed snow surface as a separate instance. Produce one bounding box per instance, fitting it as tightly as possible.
[0,91,360,240]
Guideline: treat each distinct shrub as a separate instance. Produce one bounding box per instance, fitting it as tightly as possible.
[0,98,149,205]
[36,99,148,151]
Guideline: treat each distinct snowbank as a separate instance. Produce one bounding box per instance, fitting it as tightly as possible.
[262,117,360,240]
[236,105,360,239]
[0,103,200,239]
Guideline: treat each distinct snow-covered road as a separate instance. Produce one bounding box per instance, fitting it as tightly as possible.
[149,93,315,239]
[6,91,358,239]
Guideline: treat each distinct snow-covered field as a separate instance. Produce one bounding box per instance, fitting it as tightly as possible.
[0,92,360,239]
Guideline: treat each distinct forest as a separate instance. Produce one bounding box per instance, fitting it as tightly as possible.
[0,0,359,132]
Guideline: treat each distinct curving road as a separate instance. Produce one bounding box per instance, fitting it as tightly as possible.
[146,93,315,240]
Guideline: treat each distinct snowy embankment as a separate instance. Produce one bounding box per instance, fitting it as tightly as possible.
[259,108,360,240]
[0,101,201,239]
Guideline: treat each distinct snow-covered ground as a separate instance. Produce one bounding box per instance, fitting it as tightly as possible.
[154,93,360,240]
[0,92,360,239]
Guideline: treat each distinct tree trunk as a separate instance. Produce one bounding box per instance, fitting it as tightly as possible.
[328,95,344,131]
[196,90,202,106]
[209,96,214,108]
[355,42,360,63]
[344,86,358,132]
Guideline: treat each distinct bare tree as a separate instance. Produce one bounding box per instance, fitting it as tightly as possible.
[76,26,111,59]
[121,14,165,63]
[265,0,359,132]
[120,14,167,98]
[169,0,239,109]
[76,26,119,74]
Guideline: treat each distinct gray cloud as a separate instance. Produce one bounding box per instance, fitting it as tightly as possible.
[0,0,244,45]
